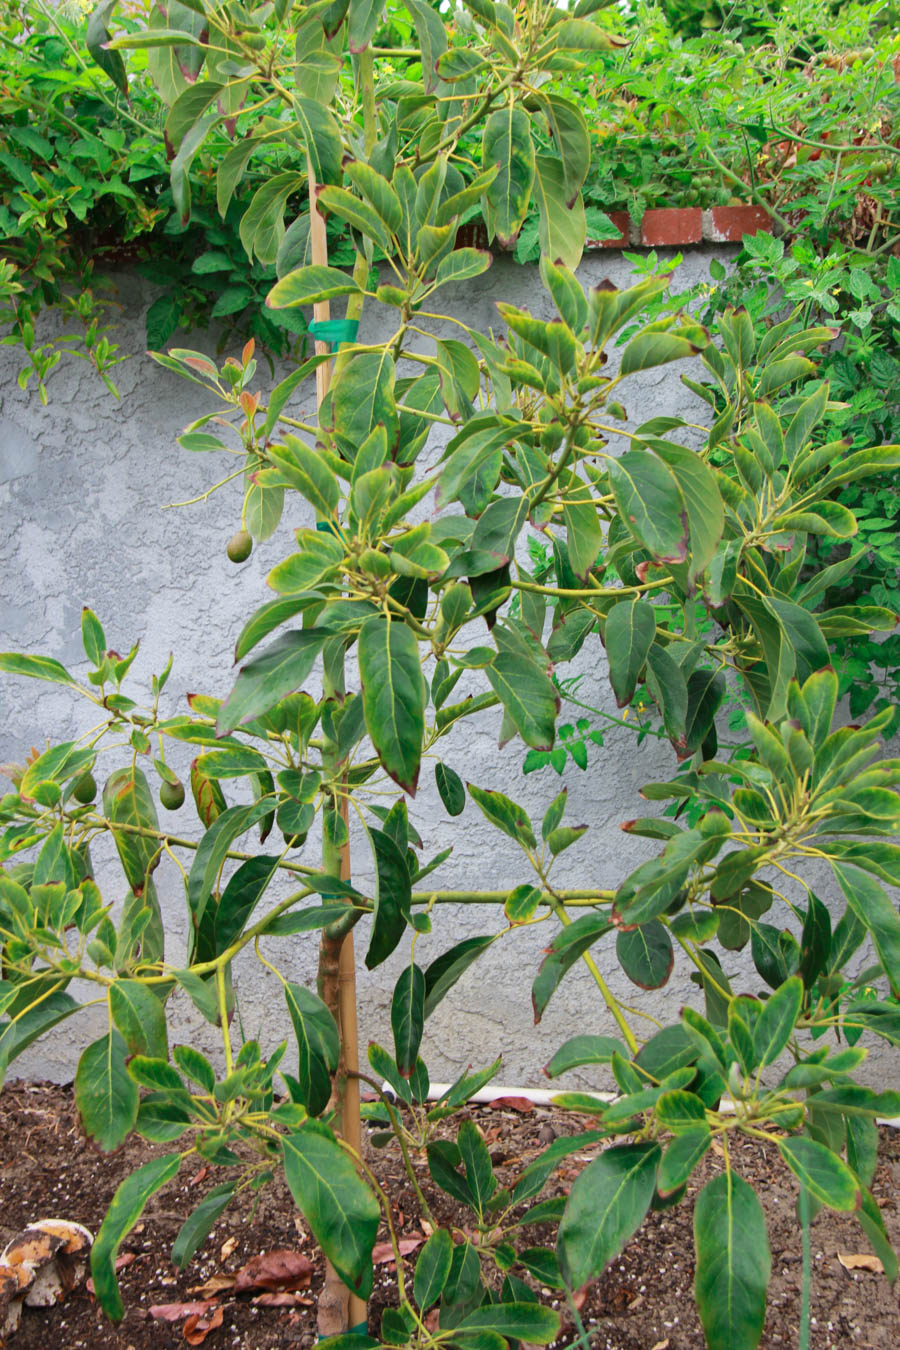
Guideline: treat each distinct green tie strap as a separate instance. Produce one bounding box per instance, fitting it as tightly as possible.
[308,318,360,349]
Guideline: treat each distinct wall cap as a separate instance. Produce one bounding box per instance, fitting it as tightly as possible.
[457,205,774,255]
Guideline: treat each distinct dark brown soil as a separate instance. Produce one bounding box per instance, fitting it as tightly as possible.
[1,1079,898,1350]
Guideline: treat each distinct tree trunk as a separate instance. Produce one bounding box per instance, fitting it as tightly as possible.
[308,155,366,1336]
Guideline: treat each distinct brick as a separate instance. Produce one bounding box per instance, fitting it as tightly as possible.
[586,211,630,249]
[640,207,703,247]
[456,220,490,250]
[708,204,773,242]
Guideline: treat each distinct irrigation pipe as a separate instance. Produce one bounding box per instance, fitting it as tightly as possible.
[380,1081,900,1128]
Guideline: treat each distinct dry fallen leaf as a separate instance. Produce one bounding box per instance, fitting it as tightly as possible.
[371,1236,424,1266]
[219,1237,238,1262]
[252,1291,315,1307]
[838,1252,884,1274]
[488,1096,535,1114]
[649,1339,670,1350]
[424,1308,440,1333]
[233,1249,313,1293]
[188,1275,236,1298]
[184,1304,224,1344]
[149,1300,218,1322]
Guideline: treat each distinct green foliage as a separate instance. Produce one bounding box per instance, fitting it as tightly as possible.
[5,0,899,397]
[694,1170,771,1350]
[0,0,310,400]
[582,0,900,220]
[282,1122,381,1298]
[702,229,900,738]
[90,1154,182,1321]
[1,3,899,1349]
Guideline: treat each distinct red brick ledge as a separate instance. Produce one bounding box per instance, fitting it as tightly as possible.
[457,205,773,253]
[610,205,772,248]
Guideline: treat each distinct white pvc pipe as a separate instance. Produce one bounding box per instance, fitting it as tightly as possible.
[421,1082,614,1107]
[381,1080,612,1107]
[382,1081,900,1128]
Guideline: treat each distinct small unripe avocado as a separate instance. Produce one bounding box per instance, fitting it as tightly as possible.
[72,772,97,804]
[160,777,186,811]
[227,529,253,563]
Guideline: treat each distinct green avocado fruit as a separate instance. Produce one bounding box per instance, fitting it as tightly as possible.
[72,772,97,804]
[160,777,186,811]
[227,530,253,563]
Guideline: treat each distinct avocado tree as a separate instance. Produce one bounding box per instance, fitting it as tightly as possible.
[1,3,900,1348]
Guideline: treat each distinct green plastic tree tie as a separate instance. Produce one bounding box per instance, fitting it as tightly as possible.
[308,318,360,348]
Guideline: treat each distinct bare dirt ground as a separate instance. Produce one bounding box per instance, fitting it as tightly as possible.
[1,1079,898,1350]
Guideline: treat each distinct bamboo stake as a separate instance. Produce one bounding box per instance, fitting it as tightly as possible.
[308,157,333,405]
[337,795,364,1333]
[308,152,366,1336]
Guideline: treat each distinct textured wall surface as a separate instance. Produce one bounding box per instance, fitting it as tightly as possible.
[2,247,896,1089]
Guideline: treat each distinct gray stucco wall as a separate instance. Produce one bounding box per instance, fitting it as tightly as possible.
[2,247,896,1090]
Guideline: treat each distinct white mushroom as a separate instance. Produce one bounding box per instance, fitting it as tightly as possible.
[0,1259,33,1337]
[0,1219,94,1334]
[25,1220,93,1304]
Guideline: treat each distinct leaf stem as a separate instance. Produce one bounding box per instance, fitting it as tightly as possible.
[412,889,615,906]
[350,1069,438,1230]
[80,813,318,875]
[799,1189,812,1350]
[512,575,675,598]
[216,961,233,1076]
[545,893,638,1054]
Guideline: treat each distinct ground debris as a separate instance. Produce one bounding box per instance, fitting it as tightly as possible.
[1,1079,898,1349]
